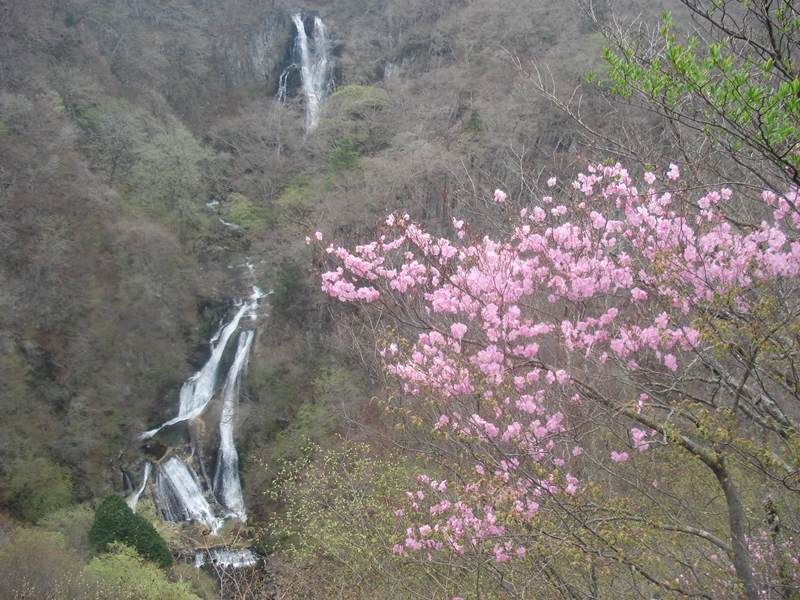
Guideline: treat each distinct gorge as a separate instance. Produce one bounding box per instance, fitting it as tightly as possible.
[7,1,793,599]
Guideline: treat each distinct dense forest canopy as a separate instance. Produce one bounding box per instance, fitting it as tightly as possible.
[2,0,799,598]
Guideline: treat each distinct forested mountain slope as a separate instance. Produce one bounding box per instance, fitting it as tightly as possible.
[15,0,800,599]
[0,0,630,520]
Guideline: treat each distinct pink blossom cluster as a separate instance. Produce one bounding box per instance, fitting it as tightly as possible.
[314,162,800,568]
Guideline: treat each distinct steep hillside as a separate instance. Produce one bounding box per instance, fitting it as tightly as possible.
[0,0,696,595]
[0,0,683,515]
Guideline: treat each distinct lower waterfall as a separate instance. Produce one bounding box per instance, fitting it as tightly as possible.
[156,456,222,534]
[128,286,263,540]
[213,329,255,521]
[126,461,151,513]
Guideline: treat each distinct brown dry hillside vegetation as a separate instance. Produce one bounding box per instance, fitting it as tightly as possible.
[0,0,662,516]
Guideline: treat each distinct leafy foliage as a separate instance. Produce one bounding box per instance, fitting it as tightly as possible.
[224,192,270,234]
[128,125,214,242]
[85,543,200,600]
[89,494,173,567]
[39,503,96,558]
[596,2,800,192]
[2,456,73,523]
[269,442,461,598]
[0,528,87,599]
[329,135,361,172]
[463,108,483,133]
[321,85,392,153]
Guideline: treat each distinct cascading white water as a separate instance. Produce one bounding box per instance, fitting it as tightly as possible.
[142,291,261,440]
[126,461,152,513]
[157,456,222,534]
[276,67,291,103]
[277,13,332,131]
[294,13,330,130]
[213,329,254,521]
[134,286,264,543]
[195,547,259,569]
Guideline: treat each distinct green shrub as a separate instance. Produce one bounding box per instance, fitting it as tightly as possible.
[39,503,95,558]
[86,543,200,599]
[0,528,86,599]
[320,85,392,153]
[88,494,173,567]
[225,192,270,232]
[463,107,483,133]
[329,135,360,172]
[3,455,73,522]
[274,177,314,220]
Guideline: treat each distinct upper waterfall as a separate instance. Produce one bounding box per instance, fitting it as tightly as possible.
[276,12,333,131]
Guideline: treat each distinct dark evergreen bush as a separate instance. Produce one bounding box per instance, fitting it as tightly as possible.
[329,136,360,172]
[88,494,172,567]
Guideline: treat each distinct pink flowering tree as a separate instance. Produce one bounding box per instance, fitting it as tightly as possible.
[312,163,800,599]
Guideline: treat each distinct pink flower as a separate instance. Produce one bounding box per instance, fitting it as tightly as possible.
[315,231,323,240]
[494,546,510,563]
[450,322,468,340]
[566,474,579,495]
[494,189,507,203]
[631,428,651,451]
[547,176,557,187]
[667,163,680,180]
[572,446,583,456]
[644,171,656,185]
[611,451,629,463]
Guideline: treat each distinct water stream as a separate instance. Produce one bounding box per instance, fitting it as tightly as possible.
[126,461,151,513]
[276,12,333,130]
[156,455,222,534]
[213,329,254,521]
[129,287,264,538]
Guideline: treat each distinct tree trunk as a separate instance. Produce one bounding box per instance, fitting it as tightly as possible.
[711,456,760,600]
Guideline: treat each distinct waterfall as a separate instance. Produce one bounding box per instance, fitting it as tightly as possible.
[142,291,261,440]
[122,470,134,495]
[276,12,333,131]
[135,286,263,538]
[126,461,152,513]
[195,547,259,569]
[156,456,222,534]
[213,329,254,521]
